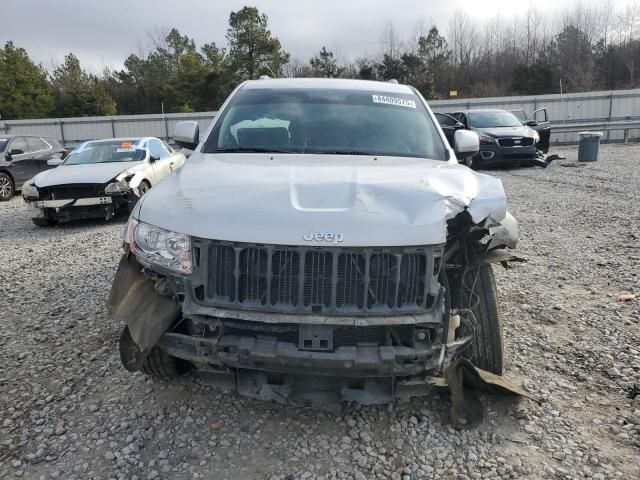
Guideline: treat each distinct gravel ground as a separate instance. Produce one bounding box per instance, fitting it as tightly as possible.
[0,143,639,480]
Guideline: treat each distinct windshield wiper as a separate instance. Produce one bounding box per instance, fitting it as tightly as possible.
[302,149,373,156]
[213,147,294,154]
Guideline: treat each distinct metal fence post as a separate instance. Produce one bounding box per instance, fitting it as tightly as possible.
[59,121,66,146]
[111,119,116,138]
[164,116,169,141]
[606,92,614,143]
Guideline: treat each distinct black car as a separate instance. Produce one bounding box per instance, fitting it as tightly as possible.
[0,135,67,201]
[433,112,465,147]
[510,108,551,153]
[444,109,545,168]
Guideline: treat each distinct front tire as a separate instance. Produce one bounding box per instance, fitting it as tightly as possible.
[119,325,186,379]
[454,264,504,375]
[141,347,186,379]
[0,173,14,201]
[138,180,151,196]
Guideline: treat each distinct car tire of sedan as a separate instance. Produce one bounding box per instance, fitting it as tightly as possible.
[141,345,187,379]
[32,217,58,227]
[0,173,14,201]
[456,264,504,375]
[138,180,151,196]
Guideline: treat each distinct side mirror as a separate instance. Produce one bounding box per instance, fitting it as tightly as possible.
[174,121,200,150]
[7,148,24,159]
[526,120,538,127]
[453,130,479,162]
[149,154,160,163]
[47,158,63,167]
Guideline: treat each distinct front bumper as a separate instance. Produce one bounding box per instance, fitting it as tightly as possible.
[30,197,112,208]
[111,253,466,405]
[474,144,543,167]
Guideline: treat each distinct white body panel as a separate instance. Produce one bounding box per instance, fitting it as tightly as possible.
[136,153,507,247]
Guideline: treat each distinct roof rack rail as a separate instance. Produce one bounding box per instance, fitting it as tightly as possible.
[388,79,399,84]
[259,75,271,80]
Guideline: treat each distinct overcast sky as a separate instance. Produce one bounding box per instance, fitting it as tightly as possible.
[0,0,626,72]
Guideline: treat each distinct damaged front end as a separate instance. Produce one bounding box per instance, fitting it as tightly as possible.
[109,203,524,410]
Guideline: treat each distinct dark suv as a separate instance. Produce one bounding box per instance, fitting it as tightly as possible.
[0,135,67,201]
[447,109,545,168]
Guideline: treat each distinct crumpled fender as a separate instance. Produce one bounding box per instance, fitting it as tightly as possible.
[445,358,540,427]
[488,211,519,250]
[108,253,181,357]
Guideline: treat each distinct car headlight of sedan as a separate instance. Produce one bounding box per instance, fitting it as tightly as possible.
[105,179,131,195]
[478,135,497,145]
[126,218,192,274]
[21,182,39,200]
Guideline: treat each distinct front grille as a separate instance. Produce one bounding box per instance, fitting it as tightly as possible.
[497,137,534,147]
[191,240,443,316]
[39,184,104,200]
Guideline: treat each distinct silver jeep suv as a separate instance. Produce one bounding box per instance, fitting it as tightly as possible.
[110,78,517,406]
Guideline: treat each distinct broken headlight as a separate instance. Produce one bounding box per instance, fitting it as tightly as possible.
[22,182,39,200]
[105,179,131,195]
[128,219,192,274]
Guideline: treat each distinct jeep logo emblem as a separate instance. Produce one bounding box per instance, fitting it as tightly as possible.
[303,231,344,244]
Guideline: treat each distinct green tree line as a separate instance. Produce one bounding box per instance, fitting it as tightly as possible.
[2,3,640,120]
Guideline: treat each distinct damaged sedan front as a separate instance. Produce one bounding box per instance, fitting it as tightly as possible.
[22,137,186,226]
[110,78,521,408]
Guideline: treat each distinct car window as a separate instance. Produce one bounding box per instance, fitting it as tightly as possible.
[468,111,523,128]
[435,113,457,127]
[203,88,448,161]
[44,138,61,149]
[0,139,8,152]
[161,141,174,154]
[149,139,170,159]
[27,137,50,152]
[64,140,146,165]
[510,110,527,123]
[9,137,27,154]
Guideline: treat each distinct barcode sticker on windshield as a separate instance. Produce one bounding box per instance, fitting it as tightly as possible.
[116,148,135,152]
[372,95,416,108]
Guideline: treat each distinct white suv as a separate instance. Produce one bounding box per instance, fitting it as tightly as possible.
[110,78,517,406]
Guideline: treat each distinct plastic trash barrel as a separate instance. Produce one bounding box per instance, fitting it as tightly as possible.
[577,131,603,162]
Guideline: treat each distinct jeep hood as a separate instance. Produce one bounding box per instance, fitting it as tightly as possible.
[32,161,141,187]
[137,154,507,246]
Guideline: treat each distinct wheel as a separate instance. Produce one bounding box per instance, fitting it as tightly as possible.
[0,173,14,201]
[453,264,504,375]
[138,180,151,196]
[119,325,187,378]
[141,346,187,379]
[32,217,58,227]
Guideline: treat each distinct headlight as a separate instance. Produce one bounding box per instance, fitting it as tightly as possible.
[532,131,540,143]
[105,179,131,195]
[479,135,497,145]
[129,219,192,274]
[22,182,39,200]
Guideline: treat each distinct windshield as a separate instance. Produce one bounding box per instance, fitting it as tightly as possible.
[202,88,447,160]
[0,139,7,152]
[63,140,146,165]
[468,111,523,128]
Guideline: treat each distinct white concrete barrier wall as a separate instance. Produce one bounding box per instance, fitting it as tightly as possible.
[2,88,640,147]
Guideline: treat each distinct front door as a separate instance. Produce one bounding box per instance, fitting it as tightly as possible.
[6,137,40,184]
